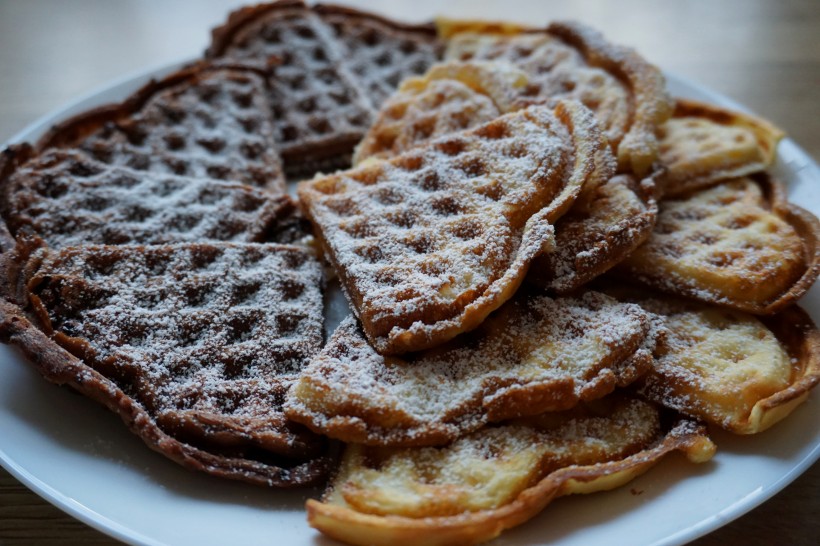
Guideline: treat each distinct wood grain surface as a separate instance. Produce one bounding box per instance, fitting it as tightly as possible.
[0,1,818,545]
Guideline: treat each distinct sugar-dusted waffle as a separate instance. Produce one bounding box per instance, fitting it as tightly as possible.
[657,99,785,197]
[207,1,442,172]
[285,290,651,446]
[306,395,715,546]
[617,174,820,314]
[299,103,613,354]
[314,3,443,107]
[528,172,659,293]
[354,61,529,163]
[0,240,330,486]
[0,147,303,248]
[36,61,286,193]
[442,20,673,175]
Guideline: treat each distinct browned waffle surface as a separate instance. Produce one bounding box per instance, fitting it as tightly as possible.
[37,62,286,193]
[444,21,672,175]
[315,4,443,108]
[658,99,784,197]
[285,290,652,447]
[617,174,820,314]
[0,147,303,248]
[1,241,330,486]
[528,172,659,293]
[306,395,715,546]
[207,1,377,170]
[299,103,612,355]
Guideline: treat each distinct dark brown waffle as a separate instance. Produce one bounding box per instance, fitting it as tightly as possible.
[36,61,286,193]
[314,4,443,108]
[0,146,303,248]
[207,0,376,171]
[0,240,330,487]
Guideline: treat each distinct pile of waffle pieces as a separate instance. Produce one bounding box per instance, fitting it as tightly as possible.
[1,2,818,545]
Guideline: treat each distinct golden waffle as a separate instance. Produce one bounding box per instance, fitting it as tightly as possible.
[299,103,613,354]
[353,61,530,164]
[314,4,443,108]
[285,290,651,446]
[0,240,330,486]
[612,292,820,434]
[36,62,286,193]
[306,395,715,546]
[617,174,820,314]
[207,1,375,171]
[0,147,303,248]
[658,99,785,197]
[443,20,673,175]
[528,172,659,294]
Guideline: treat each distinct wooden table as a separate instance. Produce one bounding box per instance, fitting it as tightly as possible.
[0,1,818,544]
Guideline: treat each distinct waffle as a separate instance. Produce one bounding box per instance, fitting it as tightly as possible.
[528,172,659,294]
[611,292,820,434]
[0,240,330,486]
[353,61,530,164]
[0,146,304,248]
[314,4,443,108]
[658,99,785,197]
[299,103,613,354]
[36,61,286,193]
[617,174,820,314]
[285,290,651,447]
[443,20,673,175]
[306,395,715,546]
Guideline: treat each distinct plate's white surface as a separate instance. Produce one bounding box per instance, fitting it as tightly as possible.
[1,63,819,546]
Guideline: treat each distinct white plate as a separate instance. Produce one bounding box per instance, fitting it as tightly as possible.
[1,62,819,546]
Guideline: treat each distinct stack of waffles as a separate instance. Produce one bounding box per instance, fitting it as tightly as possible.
[1,2,818,545]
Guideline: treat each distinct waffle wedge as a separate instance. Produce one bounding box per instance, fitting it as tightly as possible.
[299,102,613,354]
[306,395,715,546]
[528,172,659,294]
[658,99,785,197]
[443,20,673,175]
[0,240,330,486]
[314,4,443,108]
[0,147,304,248]
[611,292,820,434]
[353,61,529,164]
[285,290,651,446]
[617,174,820,314]
[36,61,286,193]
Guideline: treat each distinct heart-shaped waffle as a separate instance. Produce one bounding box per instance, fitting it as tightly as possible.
[0,240,330,486]
[36,61,286,193]
[616,174,820,314]
[285,290,651,446]
[442,20,673,176]
[353,61,530,164]
[299,102,613,354]
[657,99,784,197]
[0,147,303,248]
[306,395,714,546]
